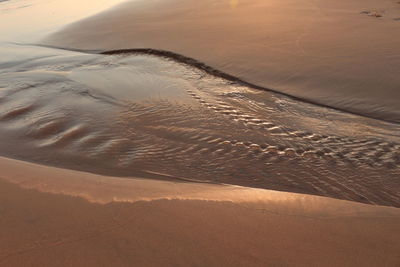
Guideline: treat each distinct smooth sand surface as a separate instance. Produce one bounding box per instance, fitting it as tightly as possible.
[43,0,400,122]
[1,157,400,266]
[0,0,127,42]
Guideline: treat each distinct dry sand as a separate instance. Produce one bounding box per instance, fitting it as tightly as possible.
[1,157,400,266]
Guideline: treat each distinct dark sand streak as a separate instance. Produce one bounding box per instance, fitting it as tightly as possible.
[1,44,399,208]
[42,0,400,123]
[32,43,400,125]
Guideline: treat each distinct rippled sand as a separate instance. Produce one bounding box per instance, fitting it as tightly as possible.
[43,0,400,123]
[1,44,399,207]
[1,0,399,206]
[1,0,400,265]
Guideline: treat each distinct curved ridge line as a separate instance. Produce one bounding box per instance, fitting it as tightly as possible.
[19,43,400,125]
[102,48,399,125]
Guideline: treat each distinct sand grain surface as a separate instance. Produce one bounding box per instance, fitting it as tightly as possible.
[0,157,400,267]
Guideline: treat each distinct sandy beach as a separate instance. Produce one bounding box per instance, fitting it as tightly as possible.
[1,157,400,266]
[1,0,400,265]
[1,42,399,207]
[43,0,400,123]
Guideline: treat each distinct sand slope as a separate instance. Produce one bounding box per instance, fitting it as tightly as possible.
[0,157,400,266]
[43,0,400,122]
[1,44,400,207]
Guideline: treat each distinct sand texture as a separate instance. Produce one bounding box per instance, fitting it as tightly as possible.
[1,157,400,267]
[1,0,400,266]
[43,0,400,123]
[1,44,399,207]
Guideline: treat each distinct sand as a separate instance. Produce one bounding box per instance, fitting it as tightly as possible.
[1,43,399,207]
[0,157,400,266]
[2,0,400,208]
[43,0,400,122]
[1,1,400,265]
[0,0,127,43]
[0,45,400,207]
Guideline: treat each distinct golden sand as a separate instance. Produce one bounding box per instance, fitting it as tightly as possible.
[0,157,399,266]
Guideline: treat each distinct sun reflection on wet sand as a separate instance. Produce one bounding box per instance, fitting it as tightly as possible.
[230,0,238,9]
[1,156,399,218]
[0,0,127,42]
[0,0,400,265]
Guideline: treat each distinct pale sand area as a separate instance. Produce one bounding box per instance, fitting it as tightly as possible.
[1,157,400,266]
[0,0,127,42]
[43,0,400,122]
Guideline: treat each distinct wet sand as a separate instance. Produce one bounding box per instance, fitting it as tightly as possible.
[1,0,399,207]
[43,0,400,123]
[1,157,400,267]
[0,0,126,42]
[1,1,400,265]
[1,44,400,207]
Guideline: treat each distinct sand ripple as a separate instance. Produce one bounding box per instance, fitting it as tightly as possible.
[1,44,400,207]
